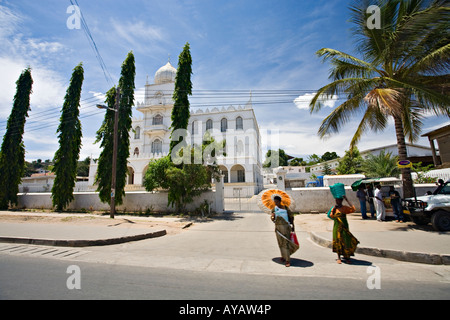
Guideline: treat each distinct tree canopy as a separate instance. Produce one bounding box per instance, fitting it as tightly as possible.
[0,68,33,209]
[51,63,84,210]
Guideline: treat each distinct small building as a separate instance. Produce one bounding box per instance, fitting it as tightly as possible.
[422,124,449,168]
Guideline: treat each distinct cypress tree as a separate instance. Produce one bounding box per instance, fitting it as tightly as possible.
[170,42,192,155]
[0,68,33,209]
[95,86,116,204]
[51,63,84,210]
[95,51,135,206]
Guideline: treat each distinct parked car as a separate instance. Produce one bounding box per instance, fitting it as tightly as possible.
[403,180,450,231]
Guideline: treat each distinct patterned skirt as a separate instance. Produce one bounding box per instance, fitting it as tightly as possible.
[275,216,299,261]
[332,216,359,258]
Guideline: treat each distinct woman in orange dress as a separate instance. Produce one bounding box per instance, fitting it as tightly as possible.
[329,196,360,264]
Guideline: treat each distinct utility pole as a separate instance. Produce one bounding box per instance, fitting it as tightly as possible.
[110,87,120,219]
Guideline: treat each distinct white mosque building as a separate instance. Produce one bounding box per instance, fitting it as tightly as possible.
[88,61,263,197]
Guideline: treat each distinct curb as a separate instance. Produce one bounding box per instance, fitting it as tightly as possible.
[0,229,167,247]
[309,232,450,265]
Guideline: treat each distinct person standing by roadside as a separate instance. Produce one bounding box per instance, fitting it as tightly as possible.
[356,185,369,219]
[367,184,376,219]
[374,184,385,221]
[389,186,403,222]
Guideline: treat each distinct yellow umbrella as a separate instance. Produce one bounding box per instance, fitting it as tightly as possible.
[257,189,295,214]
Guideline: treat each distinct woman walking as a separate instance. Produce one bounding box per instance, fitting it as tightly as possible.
[271,196,298,267]
[329,196,359,264]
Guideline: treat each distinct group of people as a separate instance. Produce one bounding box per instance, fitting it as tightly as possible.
[270,194,359,266]
[356,184,404,222]
[270,183,408,266]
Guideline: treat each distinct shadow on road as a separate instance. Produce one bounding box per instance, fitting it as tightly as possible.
[271,257,314,268]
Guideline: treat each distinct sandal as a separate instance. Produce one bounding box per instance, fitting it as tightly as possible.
[285,262,290,267]
[336,259,342,264]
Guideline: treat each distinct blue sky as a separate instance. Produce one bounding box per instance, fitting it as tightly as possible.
[0,0,447,162]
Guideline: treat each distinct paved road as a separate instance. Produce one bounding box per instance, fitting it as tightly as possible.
[1,255,449,301]
[0,212,449,300]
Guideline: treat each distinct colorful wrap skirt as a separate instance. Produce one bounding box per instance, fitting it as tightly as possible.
[332,215,359,258]
[274,216,299,262]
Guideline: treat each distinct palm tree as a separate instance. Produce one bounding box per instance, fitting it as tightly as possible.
[309,0,450,198]
[361,150,401,178]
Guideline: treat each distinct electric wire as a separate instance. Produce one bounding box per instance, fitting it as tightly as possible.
[0,89,345,137]
[69,0,114,87]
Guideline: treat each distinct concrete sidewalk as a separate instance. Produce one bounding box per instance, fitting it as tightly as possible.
[301,213,450,265]
[0,211,449,265]
[0,211,181,247]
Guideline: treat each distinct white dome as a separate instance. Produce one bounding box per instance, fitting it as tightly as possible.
[154,61,176,84]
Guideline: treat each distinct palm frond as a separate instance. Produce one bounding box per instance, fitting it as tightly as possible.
[317,92,367,138]
[364,87,403,117]
[349,104,389,148]
[310,77,382,113]
[316,48,378,71]
[384,76,450,113]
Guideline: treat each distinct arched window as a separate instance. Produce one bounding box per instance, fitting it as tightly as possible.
[152,139,162,154]
[236,116,243,130]
[134,126,140,139]
[153,114,163,125]
[230,165,245,183]
[221,118,228,132]
[206,119,213,131]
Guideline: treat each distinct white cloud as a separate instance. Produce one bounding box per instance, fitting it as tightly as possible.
[0,4,21,38]
[110,18,167,53]
[0,57,66,117]
[293,92,339,110]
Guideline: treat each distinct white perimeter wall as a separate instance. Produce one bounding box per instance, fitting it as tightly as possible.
[288,184,437,213]
[15,190,223,214]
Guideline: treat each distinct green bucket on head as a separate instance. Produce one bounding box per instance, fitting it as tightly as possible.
[330,183,346,199]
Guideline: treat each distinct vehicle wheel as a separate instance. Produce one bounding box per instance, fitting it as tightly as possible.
[411,215,430,225]
[431,211,450,231]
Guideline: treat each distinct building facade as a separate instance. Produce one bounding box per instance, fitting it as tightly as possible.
[89,61,263,197]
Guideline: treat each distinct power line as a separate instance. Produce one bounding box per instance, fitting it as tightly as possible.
[0,96,104,132]
[0,85,347,138]
[70,0,114,87]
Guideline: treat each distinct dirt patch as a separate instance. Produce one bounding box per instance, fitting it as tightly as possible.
[0,212,191,236]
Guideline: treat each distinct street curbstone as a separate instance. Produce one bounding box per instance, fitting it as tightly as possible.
[309,231,448,265]
[0,229,166,247]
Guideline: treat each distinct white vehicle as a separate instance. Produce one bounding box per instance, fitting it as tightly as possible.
[403,180,450,231]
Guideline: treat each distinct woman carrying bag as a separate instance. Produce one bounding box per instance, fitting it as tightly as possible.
[271,196,299,267]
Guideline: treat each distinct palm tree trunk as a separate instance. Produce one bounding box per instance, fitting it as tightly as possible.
[393,114,414,198]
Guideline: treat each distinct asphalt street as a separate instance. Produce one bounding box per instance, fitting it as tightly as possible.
[1,255,449,301]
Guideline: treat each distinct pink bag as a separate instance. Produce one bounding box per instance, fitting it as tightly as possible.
[290,232,299,246]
